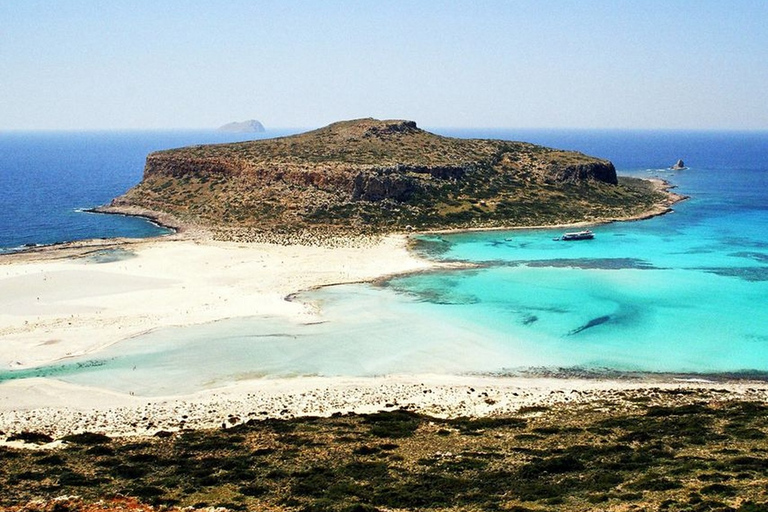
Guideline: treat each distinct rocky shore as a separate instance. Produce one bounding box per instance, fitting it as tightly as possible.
[3,374,768,443]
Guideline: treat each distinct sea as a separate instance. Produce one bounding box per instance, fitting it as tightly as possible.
[1,128,767,395]
[0,130,287,252]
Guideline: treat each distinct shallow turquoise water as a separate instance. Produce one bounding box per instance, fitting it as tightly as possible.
[2,130,767,394]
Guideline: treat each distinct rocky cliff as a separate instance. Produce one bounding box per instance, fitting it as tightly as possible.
[109,118,667,236]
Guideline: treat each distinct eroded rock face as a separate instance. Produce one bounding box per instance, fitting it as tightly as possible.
[352,172,420,202]
[143,154,249,178]
[549,161,618,185]
[350,164,470,202]
[360,120,418,138]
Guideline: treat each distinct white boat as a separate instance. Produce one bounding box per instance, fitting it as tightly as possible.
[554,230,594,241]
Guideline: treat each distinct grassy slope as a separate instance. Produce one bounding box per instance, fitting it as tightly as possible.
[3,390,768,511]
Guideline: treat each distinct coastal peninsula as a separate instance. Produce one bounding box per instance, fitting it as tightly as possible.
[101,118,677,241]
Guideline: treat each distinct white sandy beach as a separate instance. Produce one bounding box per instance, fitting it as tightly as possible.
[2,232,768,442]
[3,373,768,444]
[0,234,433,371]
[0,233,438,436]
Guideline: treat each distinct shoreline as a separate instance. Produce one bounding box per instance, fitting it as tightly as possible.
[0,179,703,439]
[420,177,687,236]
[3,373,768,442]
[0,234,437,371]
[2,174,686,257]
[87,204,187,234]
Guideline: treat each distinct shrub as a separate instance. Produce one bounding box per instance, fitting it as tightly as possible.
[61,432,111,445]
[363,410,421,439]
[7,432,54,444]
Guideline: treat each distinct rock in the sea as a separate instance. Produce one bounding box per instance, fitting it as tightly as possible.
[670,159,686,170]
[218,119,266,133]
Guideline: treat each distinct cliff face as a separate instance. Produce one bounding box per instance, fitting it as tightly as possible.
[112,118,660,234]
[548,161,618,185]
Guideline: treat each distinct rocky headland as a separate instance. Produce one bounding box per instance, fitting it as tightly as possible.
[102,118,676,241]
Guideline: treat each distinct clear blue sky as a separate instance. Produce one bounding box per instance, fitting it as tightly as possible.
[2,0,767,130]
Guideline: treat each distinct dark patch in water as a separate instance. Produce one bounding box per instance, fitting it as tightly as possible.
[412,236,453,258]
[521,314,539,326]
[81,248,137,264]
[730,251,768,263]
[519,258,657,270]
[486,239,531,249]
[527,305,571,314]
[386,271,484,305]
[441,278,462,289]
[410,289,480,305]
[0,358,111,383]
[484,367,768,382]
[568,315,611,335]
[697,267,768,282]
[387,279,480,304]
[673,247,716,255]
[722,237,768,250]
[385,269,483,289]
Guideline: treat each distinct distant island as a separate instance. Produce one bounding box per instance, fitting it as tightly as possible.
[104,118,679,240]
[218,119,266,133]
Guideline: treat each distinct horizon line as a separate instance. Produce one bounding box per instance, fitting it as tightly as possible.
[3,125,768,134]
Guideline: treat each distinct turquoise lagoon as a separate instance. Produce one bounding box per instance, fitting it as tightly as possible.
[2,130,767,395]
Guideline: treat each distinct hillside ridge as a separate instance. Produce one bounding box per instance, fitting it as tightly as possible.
[105,118,674,239]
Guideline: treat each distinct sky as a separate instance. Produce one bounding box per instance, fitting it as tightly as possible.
[1,0,767,131]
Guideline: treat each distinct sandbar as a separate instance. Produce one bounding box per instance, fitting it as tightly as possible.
[0,234,433,371]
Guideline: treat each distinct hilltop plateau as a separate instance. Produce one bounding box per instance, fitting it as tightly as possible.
[105,118,674,239]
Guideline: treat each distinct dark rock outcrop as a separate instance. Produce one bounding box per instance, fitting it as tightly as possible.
[548,161,618,185]
[670,159,686,170]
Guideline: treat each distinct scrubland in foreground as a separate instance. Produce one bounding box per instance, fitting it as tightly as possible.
[3,388,768,512]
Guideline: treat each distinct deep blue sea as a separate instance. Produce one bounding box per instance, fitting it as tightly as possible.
[0,130,291,252]
[2,128,768,395]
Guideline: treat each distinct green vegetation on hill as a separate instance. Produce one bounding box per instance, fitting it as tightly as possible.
[3,392,768,511]
[109,119,672,236]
